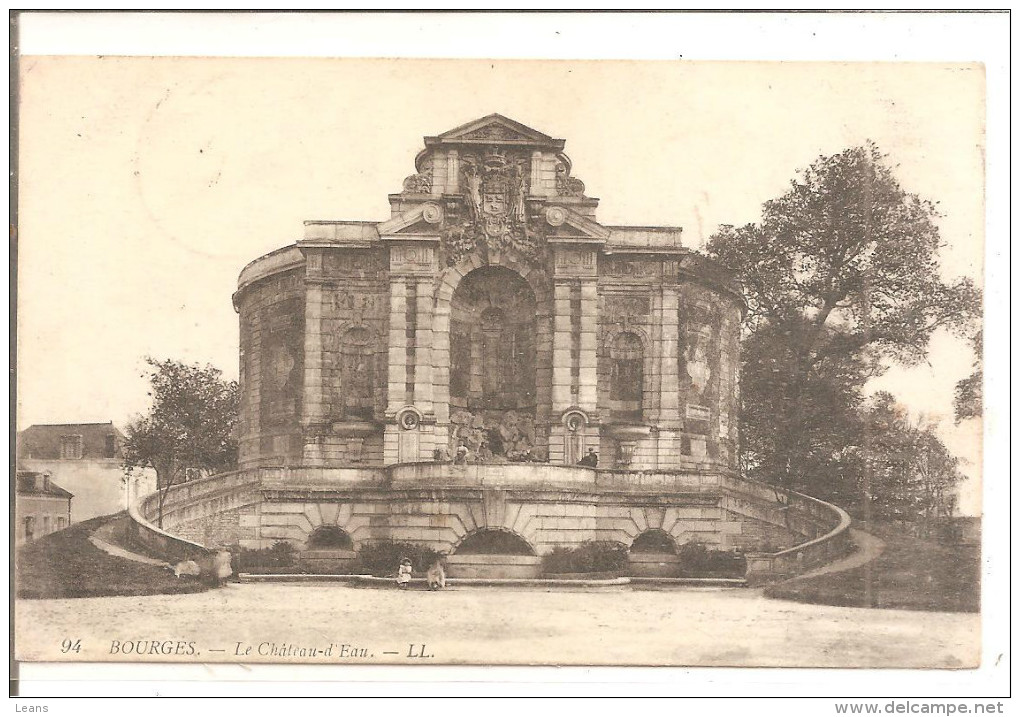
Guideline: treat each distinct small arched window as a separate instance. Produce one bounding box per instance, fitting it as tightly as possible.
[340,327,375,420]
[610,332,644,422]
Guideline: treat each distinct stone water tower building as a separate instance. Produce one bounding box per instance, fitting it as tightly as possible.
[137,115,851,579]
[235,114,742,475]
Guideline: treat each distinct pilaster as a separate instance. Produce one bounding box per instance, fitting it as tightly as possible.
[659,285,681,426]
[578,280,598,412]
[386,277,408,413]
[414,280,435,415]
[551,282,573,411]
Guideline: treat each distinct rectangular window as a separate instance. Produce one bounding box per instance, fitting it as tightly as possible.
[24,516,35,541]
[56,517,66,530]
[60,435,83,460]
[105,434,117,458]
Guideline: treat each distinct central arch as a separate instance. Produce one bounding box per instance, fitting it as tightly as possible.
[450,266,537,411]
[447,265,539,459]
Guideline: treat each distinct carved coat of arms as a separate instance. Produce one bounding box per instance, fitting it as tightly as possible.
[452,147,532,264]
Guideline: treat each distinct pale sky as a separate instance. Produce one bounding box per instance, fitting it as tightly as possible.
[16,57,985,511]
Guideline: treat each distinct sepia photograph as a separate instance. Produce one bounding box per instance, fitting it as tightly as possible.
[9,10,1009,704]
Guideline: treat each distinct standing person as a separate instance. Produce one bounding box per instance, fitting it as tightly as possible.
[426,555,446,591]
[396,557,412,589]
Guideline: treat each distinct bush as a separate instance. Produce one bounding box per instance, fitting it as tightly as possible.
[541,541,629,575]
[231,541,297,572]
[677,542,746,578]
[354,541,441,577]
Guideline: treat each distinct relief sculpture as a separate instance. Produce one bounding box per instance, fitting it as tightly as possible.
[441,147,539,265]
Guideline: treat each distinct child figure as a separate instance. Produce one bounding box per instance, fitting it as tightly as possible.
[396,557,413,589]
[426,555,446,591]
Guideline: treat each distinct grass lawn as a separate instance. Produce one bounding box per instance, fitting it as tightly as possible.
[764,521,980,613]
[15,514,214,600]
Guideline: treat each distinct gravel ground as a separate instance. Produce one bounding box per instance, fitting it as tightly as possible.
[15,583,979,668]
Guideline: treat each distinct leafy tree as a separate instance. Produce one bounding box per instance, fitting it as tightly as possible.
[859,393,963,535]
[708,143,980,497]
[122,358,239,527]
[954,329,983,422]
[738,318,867,503]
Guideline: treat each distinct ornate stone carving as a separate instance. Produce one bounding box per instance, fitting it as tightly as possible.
[402,157,433,194]
[441,147,540,266]
[332,293,384,315]
[421,202,443,224]
[553,248,596,276]
[563,410,588,433]
[260,298,303,425]
[545,206,567,227]
[604,257,659,278]
[606,295,650,319]
[338,327,376,420]
[266,344,296,391]
[684,326,713,399]
[555,162,585,197]
[323,252,385,276]
[460,125,529,141]
[397,407,422,431]
[389,245,436,274]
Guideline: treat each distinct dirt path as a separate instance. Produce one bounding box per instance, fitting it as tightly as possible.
[15,582,978,668]
[789,528,885,582]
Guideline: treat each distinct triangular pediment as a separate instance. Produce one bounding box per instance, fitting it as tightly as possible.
[378,204,443,236]
[545,205,611,242]
[394,218,436,235]
[428,114,564,149]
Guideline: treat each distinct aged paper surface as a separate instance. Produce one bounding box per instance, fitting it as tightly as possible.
[11,12,1007,699]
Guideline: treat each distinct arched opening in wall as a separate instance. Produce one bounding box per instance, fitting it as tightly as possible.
[453,529,536,556]
[306,526,354,550]
[449,266,537,459]
[338,327,376,420]
[610,332,644,422]
[630,529,678,554]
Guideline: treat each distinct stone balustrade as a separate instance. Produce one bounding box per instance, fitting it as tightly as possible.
[130,470,261,561]
[129,462,851,582]
[744,489,853,584]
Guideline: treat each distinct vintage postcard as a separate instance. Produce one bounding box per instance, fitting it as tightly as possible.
[11,13,1005,695]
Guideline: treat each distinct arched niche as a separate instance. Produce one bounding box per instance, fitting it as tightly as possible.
[305,525,354,550]
[453,528,536,556]
[630,529,678,555]
[338,326,376,420]
[449,266,537,413]
[609,331,645,422]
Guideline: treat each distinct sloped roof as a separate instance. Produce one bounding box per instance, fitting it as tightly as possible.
[18,422,125,460]
[16,470,74,499]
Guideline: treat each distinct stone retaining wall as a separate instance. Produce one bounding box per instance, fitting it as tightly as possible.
[445,554,543,579]
[130,464,850,582]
